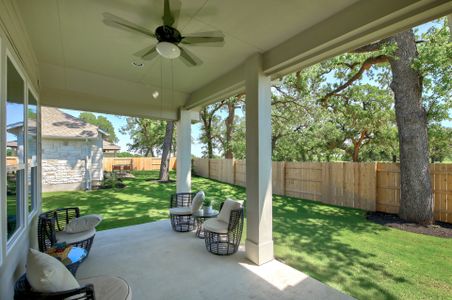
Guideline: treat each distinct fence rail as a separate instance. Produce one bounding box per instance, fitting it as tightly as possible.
[103,157,176,172]
[193,158,452,223]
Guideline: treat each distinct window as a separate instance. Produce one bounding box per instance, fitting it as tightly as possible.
[27,91,38,215]
[6,57,25,240]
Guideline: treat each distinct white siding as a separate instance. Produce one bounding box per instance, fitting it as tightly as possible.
[91,137,103,181]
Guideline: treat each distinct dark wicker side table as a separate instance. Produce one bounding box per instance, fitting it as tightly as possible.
[193,209,219,239]
[46,246,88,275]
[64,246,88,275]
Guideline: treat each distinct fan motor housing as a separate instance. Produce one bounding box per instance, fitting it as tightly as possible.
[155,25,182,44]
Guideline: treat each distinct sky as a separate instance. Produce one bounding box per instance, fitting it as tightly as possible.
[57,20,450,158]
[6,103,24,142]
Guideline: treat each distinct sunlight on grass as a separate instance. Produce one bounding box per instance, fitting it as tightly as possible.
[42,170,452,300]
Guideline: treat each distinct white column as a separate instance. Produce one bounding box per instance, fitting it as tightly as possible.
[245,54,274,265]
[176,109,192,193]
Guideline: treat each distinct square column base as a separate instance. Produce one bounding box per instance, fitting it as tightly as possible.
[245,239,274,265]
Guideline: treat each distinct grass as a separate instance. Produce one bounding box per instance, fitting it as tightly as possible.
[42,171,452,300]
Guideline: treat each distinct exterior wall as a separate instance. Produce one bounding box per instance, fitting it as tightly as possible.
[42,137,103,192]
[103,151,117,157]
[91,137,103,182]
[0,1,41,298]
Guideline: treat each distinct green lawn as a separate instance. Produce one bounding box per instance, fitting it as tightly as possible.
[42,171,452,300]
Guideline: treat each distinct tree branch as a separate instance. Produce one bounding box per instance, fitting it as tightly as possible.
[319,55,389,105]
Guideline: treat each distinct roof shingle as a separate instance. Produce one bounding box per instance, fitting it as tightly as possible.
[41,107,100,139]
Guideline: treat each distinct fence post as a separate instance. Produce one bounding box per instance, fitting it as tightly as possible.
[282,161,287,196]
[374,162,378,211]
[233,159,236,185]
[208,159,211,178]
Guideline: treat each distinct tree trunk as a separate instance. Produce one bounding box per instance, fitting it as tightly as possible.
[352,142,360,162]
[271,135,280,156]
[388,30,433,224]
[351,130,367,162]
[201,108,214,159]
[159,121,174,181]
[206,128,213,158]
[224,102,235,159]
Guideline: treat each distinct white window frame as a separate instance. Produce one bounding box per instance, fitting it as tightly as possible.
[27,87,39,221]
[5,50,28,253]
[0,33,4,267]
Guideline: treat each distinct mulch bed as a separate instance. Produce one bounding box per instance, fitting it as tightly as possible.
[145,178,176,184]
[115,173,136,179]
[367,212,452,238]
[97,183,126,189]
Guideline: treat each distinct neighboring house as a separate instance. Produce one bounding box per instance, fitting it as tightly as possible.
[40,107,108,191]
[8,107,113,192]
[103,140,121,157]
[6,141,17,156]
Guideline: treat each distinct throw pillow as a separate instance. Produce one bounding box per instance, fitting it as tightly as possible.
[64,214,102,233]
[26,248,80,293]
[191,191,205,213]
[217,199,242,223]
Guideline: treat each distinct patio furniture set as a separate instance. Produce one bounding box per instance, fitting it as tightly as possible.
[169,191,245,256]
[14,208,131,300]
[13,191,243,299]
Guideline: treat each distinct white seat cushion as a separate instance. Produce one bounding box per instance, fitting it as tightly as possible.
[64,214,102,233]
[26,248,80,293]
[56,228,96,245]
[204,218,229,234]
[78,276,132,300]
[217,199,242,223]
[169,207,192,215]
[191,191,205,213]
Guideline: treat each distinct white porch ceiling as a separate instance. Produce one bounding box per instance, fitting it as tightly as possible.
[15,0,452,119]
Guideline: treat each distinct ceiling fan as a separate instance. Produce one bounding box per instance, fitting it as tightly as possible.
[103,0,225,67]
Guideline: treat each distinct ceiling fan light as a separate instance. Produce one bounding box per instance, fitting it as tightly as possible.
[156,42,180,59]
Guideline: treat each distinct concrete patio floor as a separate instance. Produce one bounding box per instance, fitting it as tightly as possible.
[76,220,353,300]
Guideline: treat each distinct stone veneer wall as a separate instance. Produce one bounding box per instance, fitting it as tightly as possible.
[42,138,103,191]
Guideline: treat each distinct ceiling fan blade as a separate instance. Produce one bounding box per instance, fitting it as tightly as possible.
[181,31,225,46]
[103,12,155,38]
[183,31,224,38]
[181,36,224,45]
[179,46,202,67]
[133,45,158,61]
[162,0,175,26]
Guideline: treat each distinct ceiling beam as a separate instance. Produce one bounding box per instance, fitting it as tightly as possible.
[263,0,452,77]
[184,64,245,110]
[39,62,193,120]
[41,87,180,120]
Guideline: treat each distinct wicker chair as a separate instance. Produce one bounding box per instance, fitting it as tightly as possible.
[204,200,244,256]
[14,274,95,300]
[169,192,198,232]
[38,207,95,256]
[14,274,132,300]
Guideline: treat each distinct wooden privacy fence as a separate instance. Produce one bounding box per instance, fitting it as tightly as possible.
[103,157,176,172]
[6,156,18,166]
[193,158,452,223]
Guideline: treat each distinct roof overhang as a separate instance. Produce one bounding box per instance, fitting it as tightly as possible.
[185,0,452,110]
[5,0,452,119]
